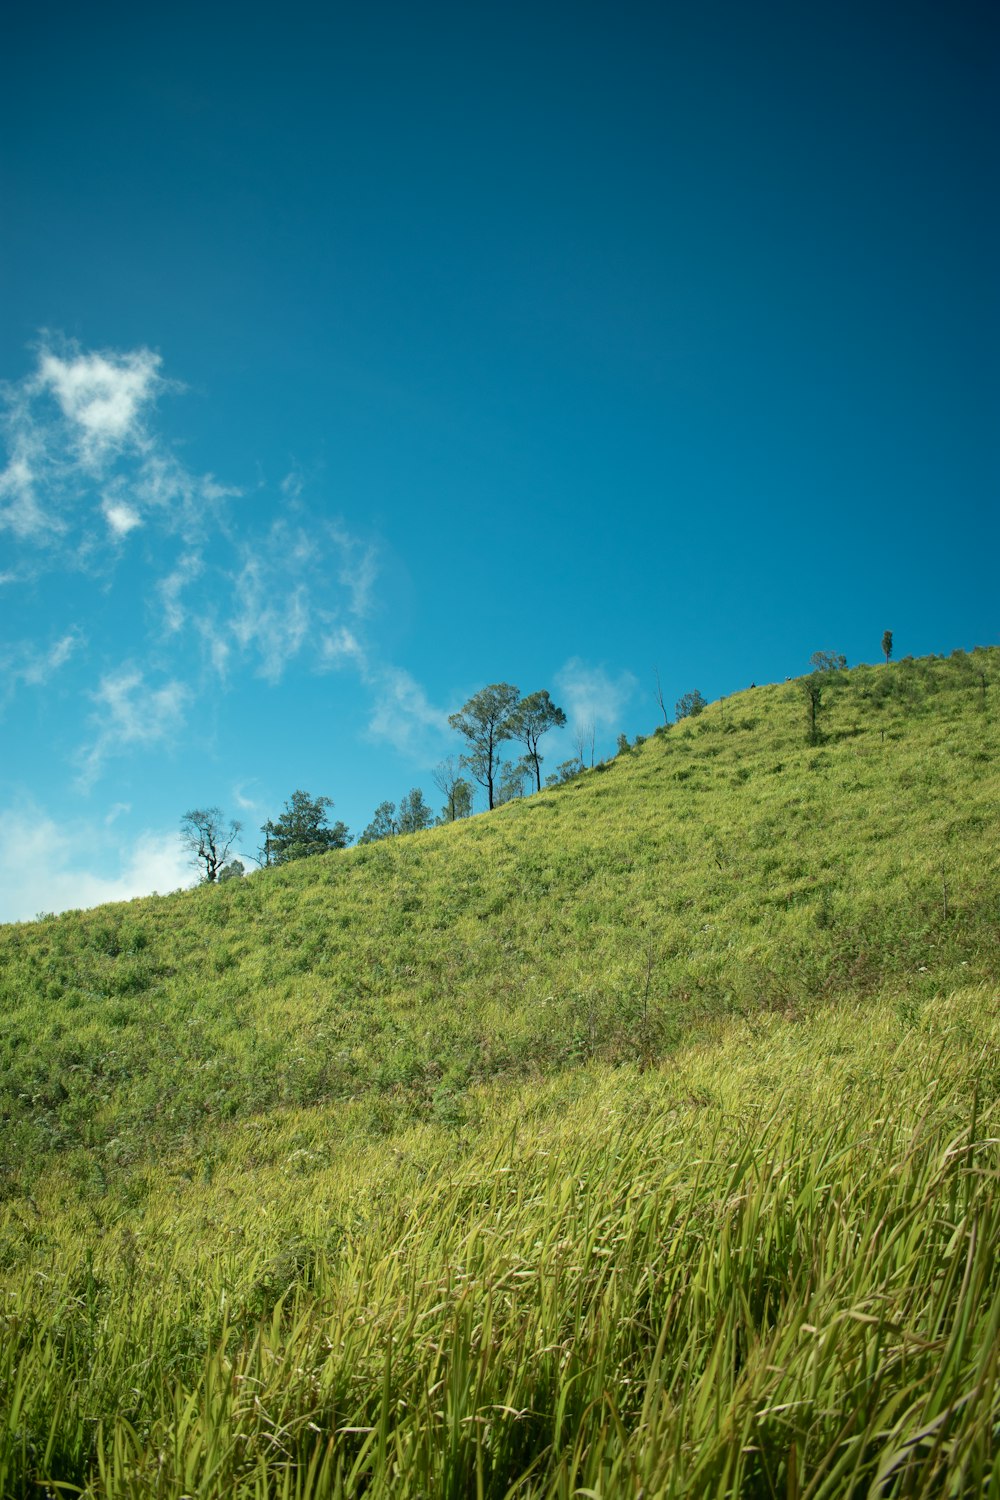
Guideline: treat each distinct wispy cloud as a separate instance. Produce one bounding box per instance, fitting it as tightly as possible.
[159,551,204,633]
[77,665,190,787]
[2,627,85,697]
[555,657,637,733]
[366,665,450,755]
[320,624,366,668]
[230,540,312,682]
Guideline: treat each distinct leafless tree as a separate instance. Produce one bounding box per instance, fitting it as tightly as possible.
[180,807,242,883]
[654,667,669,725]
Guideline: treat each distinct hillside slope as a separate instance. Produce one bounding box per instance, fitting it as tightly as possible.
[1,648,998,1497]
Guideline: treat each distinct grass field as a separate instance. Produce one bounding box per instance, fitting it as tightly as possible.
[1,649,997,1496]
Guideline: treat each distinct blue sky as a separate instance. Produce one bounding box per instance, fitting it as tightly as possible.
[1,0,997,920]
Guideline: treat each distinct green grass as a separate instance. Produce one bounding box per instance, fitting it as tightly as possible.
[1,648,998,1495]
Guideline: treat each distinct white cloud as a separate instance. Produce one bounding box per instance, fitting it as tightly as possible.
[0,339,238,552]
[195,616,232,677]
[159,551,203,632]
[555,657,637,733]
[102,497,143,537]
[320,625,366,668]
[77,665,190,787]
[232,780,265,815]
[230,548,311,682]
[367,665,450,755]
[342,542,378,617]
[36,347,162,468]
[0,803,194,923]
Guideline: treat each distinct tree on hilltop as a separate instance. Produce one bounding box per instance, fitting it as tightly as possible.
[809,651,847,673]
[433,757,473,823]
[497,758,532,804]
[507,690,567,792]
[675,689,707,721]
[882,630,893,664]
[398,787,434,834]
[180,807,242,884]
[261,790,350,865]
[358,801,398,844]
[448,683,520,811]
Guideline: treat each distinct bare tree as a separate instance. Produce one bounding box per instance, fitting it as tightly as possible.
[653,667,669,725]
[573,720,595,768]
[180,807,242,883]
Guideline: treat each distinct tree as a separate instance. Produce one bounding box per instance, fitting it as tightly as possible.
[497,759,531,804]
[180,807,242,883]
[573,721,595,768]
[653,667,669,725]
[218,859,245,883]
[448,683,520,811]
[433,758,473,823]
[675,689,707,720]
[800,674,825,746]
[545,757,584,787]
[358,801,398,845]
[882,630,893,664]
[507,690,567,792]
[260,790,350,865]
[809,651,847,673]
[397,787,434,834]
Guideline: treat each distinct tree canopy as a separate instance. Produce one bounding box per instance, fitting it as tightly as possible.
[448,683,521,811]
[261,791,350,865]
[675,689,707,721]
[507,690,567,792]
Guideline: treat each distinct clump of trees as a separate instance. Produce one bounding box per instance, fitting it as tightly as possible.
[261,791,350,866]
[359,788,435,844]
[675,689,707,721]
[433,758,473,823]
[448,683,567,809]
[810,651,847,674]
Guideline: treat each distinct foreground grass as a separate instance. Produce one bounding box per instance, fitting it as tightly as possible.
[3,987,998,1496]
[1,649,998,1494]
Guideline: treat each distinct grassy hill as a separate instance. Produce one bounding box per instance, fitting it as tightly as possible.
[1,648,998,1496]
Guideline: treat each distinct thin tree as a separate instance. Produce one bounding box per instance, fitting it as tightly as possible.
[433,758,473,822]
[882,630,893,664]
[653,667,669,725]
[507,690,567,792]
[497,758,532,803]
[800,674,824,746]
[358,801,398,844]
[448,683,520,811]
[180,807,242,883]
[397,787,434,834]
